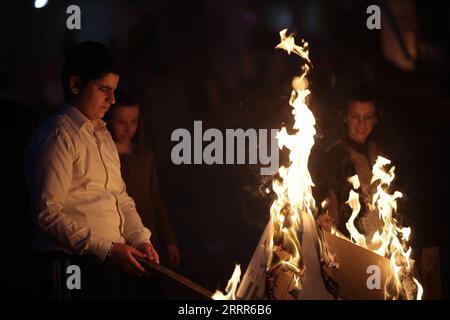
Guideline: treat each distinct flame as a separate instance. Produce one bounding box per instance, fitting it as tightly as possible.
[212,29,315,299]
[414,278,423,300]
[212,265,242,300]
[275,29,311,64]
[343,156,423,299]
[347,175,360,189]
[345,184,367,247]
[215,29,424,301]
[330,226,347,240]
[263,29,316,289]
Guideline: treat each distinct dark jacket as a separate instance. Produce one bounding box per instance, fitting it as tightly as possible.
[317,137,380,236]
[119,147,176,250]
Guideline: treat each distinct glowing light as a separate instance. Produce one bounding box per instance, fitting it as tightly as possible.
[212,265,241,300]
[343,157,423,299]
[34,0,48,9]
[264,29,315,289]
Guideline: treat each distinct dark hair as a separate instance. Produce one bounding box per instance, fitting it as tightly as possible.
[104,89,140,123]
[113,89,138,107]
[62,41,119,103]
[339,84,382,142]
[105,89,145,152]
[343,84,380,116]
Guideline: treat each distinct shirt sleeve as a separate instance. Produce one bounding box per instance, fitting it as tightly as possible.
[118,181,152,248]
[26,128,112,261]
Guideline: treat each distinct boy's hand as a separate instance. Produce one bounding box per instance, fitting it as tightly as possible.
[108,243,148,276]
[137,242,160,264]
[316,212,335,232]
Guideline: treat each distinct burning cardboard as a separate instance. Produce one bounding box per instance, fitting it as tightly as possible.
[237,212,334,300]
[322,230,392,300]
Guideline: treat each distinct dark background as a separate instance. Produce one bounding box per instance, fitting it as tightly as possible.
[1,0,449,299]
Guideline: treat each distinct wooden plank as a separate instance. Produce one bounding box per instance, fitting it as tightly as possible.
[137,258,213,299]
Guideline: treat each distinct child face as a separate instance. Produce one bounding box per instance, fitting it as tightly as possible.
[346,101,378,144]
[109,105,139,144]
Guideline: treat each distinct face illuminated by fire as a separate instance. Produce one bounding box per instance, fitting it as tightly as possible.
[70,73,119,120]
[345,101,378,144]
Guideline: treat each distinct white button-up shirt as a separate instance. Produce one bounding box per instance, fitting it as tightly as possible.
[25,105,151,261]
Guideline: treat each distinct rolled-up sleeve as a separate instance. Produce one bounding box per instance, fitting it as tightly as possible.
[27,128,112,261]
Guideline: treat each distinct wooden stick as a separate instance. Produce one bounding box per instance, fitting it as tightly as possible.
[137,258,213,299]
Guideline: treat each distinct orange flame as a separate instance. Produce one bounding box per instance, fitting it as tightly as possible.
[212,265,242,300]
[213,28,315,299]
[342,156,423,299]
[263,29,316,289]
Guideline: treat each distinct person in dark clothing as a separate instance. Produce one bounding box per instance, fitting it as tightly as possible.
[105,90,180,299]
[106,90,180,268]
[316,85,384,240]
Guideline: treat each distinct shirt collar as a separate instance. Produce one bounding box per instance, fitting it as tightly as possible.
[62,105,107,132]
[345,136,369,154]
